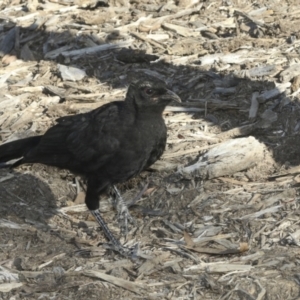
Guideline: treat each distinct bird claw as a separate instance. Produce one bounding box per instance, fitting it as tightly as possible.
[90,209,137,259]
[106,242,139,260]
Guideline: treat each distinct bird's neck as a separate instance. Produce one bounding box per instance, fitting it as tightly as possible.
[125,96,166,118]
[137,105,165,118]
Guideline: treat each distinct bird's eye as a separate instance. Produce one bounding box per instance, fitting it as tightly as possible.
[145,88,153,95]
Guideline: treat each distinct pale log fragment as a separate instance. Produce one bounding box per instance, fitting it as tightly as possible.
[279,64,300,82]
[179,137,266,179]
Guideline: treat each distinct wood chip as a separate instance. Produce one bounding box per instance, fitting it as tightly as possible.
[82,270,146,294]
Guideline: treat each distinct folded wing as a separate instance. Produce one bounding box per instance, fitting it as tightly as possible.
[24,103,123,173]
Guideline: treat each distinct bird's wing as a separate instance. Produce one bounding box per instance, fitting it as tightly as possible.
[26,102,125,172]
[145,127,167,169]
[64,104,122,161]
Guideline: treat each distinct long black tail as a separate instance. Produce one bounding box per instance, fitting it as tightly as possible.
[0,136,41,167]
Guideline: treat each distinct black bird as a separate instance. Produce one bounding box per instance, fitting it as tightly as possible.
[0,79,181,256]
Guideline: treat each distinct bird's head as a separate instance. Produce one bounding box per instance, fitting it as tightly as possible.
[126,80,181,110]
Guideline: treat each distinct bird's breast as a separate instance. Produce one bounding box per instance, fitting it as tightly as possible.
[102,117,166,183]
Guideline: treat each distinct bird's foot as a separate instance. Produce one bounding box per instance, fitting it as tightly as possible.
[75,242,139,260]
[112,186,136,236]
[108,242,139,260]
[90,209,137,258]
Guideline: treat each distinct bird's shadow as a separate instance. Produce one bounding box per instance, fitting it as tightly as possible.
[0,168,75,226]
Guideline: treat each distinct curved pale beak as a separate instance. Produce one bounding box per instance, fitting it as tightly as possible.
[164,89,181,103]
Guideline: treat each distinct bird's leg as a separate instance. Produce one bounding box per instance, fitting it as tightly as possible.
[90,209,131,257]
[86,178,133,257]
[112,185,135,235]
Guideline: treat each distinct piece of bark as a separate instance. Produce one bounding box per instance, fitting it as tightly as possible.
[179,136,266,179]
[279,64,300,82]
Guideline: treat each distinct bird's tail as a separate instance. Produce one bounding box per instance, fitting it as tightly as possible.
[0,136,41,168]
